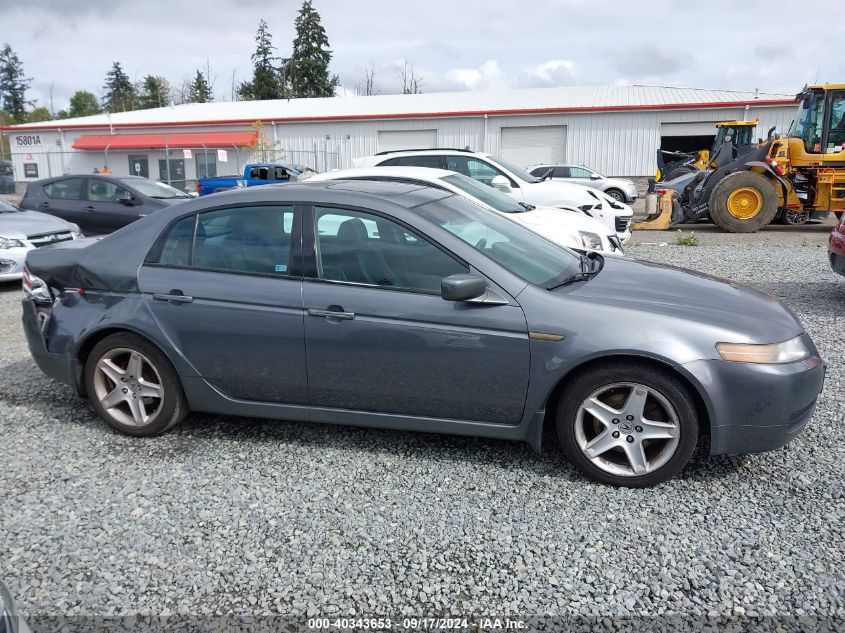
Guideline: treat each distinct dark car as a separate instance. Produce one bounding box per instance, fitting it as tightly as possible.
[0,160,14,194]
[21,181,825,487]
[19,174,192,235]
[830,213,845,276]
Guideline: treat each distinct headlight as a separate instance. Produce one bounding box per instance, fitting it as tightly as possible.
[578,231,603,250]
[0,237,25,249]
[68,223,82,236]
[716,335,810,364]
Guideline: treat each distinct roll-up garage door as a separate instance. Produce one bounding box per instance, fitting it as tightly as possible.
[377,129,438,153]
[500,125,566,168]
[660,121,719,154]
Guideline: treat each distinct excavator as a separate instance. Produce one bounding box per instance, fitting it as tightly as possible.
[636,84,845,232]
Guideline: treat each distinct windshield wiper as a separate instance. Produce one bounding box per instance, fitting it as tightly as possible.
[519,202,536,211]
[546,252,604,291]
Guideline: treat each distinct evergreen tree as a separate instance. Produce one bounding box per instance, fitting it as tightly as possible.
[102,62,136,112]
[137,75,170,109]
[65,90,101,118]
[239,20,284,101]
[0,44,32,123]
[287,1,338,98]
[188,70,213,103]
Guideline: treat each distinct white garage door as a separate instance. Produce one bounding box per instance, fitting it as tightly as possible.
[377,129,438,153]
[500,125,566,168]
[660,121,721,137]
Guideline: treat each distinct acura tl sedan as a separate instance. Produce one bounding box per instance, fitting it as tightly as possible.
[22,180,824,487]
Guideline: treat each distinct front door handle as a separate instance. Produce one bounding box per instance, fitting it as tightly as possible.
[307,308,355,320]
[38,202,50,209]
[153,292,193,304]
[85,205,96,212]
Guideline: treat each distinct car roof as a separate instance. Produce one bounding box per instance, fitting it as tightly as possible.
[309,166,455,182]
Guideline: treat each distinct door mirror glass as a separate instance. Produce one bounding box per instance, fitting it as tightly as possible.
[118,191,135,206]
[490,175,511,192]
[441,274,487,302]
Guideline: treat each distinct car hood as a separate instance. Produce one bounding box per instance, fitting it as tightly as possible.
[559,256,804,344]
[0,210,75,238]
[523,180,597,206]
[518,206,612,236]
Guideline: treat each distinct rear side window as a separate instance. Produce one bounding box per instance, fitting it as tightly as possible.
[151,206,296,276]
[43,178,83,200]
[380,155,444,168]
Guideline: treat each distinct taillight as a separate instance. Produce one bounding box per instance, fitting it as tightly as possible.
[196,181,202,194]
[22,265,51,302]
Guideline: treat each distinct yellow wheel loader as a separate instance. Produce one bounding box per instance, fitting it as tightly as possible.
[637,84,845,233]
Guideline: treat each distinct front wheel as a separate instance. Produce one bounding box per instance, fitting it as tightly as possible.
[708,171,778,233]
[605,188,625,202]
[557,362,699,487]
[781,209,809,225]
[84,333,188,436]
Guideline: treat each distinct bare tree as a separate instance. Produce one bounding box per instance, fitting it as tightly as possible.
[202,57,217,98]
[170,76,192,105]
[352,62,379,96]
[230,68,239,102]
[399,60,422,94]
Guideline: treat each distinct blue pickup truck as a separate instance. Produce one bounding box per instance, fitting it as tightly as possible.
[196,162,313,196]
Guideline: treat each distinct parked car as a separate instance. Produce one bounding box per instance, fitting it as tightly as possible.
[22,181,824,487]
[527,164,639,203]
[829,213,845,276]
[20,174,192,235]
[1,580,32,633]
[353,149,633,242]
[196,162,311,196]
[0,197,80,281]
[307,166,624,255]
[0,160,14,194]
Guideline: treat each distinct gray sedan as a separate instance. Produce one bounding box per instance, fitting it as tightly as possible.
[527,164,639,203]
[21,180,824,487]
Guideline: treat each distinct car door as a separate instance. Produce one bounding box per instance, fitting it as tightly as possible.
[36,177,87,227]
[564,166,598,189]
[84,178,140,234]
[138,203,307,404]
[302,204,530,424]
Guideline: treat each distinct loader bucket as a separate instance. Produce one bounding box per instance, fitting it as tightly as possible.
[632,191,675,230]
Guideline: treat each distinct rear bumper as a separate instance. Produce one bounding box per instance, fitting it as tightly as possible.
[22,297,80,390]
[682,350,825,455]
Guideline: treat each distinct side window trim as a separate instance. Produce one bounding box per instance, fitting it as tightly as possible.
[302,202,470,295]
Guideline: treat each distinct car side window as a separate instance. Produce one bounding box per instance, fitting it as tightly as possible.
[313,206,467,293]
[569,167,592,179]
[552,167,569,178]
[87,179,130,203]
[381,155,444,168]
[43,178,83,200]
[153,206,296,276]
[446,156,510,186]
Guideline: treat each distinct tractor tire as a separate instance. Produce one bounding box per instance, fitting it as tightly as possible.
[708,171,778,233]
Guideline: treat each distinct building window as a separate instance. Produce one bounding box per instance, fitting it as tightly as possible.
[195,152,218,179]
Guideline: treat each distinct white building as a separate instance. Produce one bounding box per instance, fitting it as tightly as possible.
[0,85,798,191]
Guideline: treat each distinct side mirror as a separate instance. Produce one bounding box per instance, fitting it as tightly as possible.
[117,192,136,206]
[590,173,601,180]
[441,274,487,302]
[490,175,512,192]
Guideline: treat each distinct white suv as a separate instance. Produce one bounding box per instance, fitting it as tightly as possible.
[353,149,633,242]
[307,167,624,255]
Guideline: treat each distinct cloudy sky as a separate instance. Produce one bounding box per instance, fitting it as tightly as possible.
[1,0,843,111]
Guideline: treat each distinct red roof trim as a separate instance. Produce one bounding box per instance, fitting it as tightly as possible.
[3,98,797,132]
[71,131,258,150]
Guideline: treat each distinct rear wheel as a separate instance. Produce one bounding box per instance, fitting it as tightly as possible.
[708,171,778,233]
[557,362,699,487]
[84,333,188,436]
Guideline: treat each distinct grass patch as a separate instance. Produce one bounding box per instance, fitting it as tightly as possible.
[676,230,699,246]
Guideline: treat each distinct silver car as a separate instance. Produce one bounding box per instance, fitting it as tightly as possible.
[0,198,80,281]
[527,164,639,203]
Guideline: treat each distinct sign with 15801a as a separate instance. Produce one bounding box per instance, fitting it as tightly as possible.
[14,135,42,147]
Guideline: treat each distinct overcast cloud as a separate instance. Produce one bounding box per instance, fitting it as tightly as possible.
[0,0,842,111]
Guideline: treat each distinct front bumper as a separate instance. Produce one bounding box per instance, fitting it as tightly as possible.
[682,350,825,455]
[0,246,28,281]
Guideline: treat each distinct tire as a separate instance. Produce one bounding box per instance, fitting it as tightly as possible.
[84,332,188,437]
[708,171,778,233]
[556,361,699,487]
[780,208,809,225]
[605,188,625,203]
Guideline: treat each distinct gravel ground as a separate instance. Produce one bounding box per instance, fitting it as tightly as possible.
[1,221,844,632]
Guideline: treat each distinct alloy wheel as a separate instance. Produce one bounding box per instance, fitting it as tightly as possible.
[92,347,164,427]
[574,382,680,477]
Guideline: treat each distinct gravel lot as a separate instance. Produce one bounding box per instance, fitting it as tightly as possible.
[1,221,843,631]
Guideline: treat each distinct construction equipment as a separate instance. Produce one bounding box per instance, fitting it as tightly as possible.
[638,84,845,232]
[654,119,762,183]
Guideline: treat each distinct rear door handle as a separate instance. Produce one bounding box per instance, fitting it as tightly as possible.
[307,308,355,320]
[153,292,193,304]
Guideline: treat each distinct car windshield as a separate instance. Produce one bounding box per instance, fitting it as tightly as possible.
[0,199,19,213]
[441,173,526,213]
[486,155,541,183]
[0,163,13,177]
[117,178,191,199]
[415,193,581,286]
